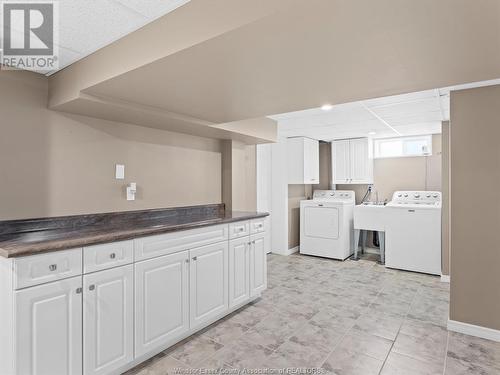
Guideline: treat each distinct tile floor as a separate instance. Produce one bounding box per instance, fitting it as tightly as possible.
[126,253,500,375]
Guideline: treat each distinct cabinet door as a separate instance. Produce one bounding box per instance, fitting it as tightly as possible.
[332,140,350,183]
[250,233,267,297]
[349,138,373,184]
[135,251,189,357]
[190,242,228,330]
[83,265,133,375]
[229,237,250,308]
[15,276,82,375]
[304,138,320,184]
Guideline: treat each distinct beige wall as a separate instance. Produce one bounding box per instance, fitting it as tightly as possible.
[0,70,222,220]
[232,142,257,212]
[287,185,310,249]
[441,122,450,276]
[221,140,257,213]
[450,85,500,331]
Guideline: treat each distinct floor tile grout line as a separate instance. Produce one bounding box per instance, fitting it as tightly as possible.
[442,331,450,375]
[377,279,418,374]
[317,265,389,370]
[145,255,451,373]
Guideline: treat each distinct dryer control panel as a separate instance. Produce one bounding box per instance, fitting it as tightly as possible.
[312,190,355,202]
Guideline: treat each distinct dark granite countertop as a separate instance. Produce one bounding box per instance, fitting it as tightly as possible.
[0,204,268,258]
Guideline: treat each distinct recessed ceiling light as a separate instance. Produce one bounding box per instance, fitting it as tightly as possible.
[321,104,333,111]
[368,131,377,135]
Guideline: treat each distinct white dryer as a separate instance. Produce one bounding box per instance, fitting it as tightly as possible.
[300,190,355,260]
[385,191,442,275]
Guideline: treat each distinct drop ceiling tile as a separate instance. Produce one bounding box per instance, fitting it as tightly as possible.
[116,0,190,20]
[276,105,374,130]
[369,97,441,118]
[392,123,442,136]
[383,111,444,126]
[363,90,436,108]
[55,45,84,71]
[58,0,148,54]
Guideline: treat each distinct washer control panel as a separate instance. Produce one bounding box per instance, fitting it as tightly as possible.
[391,191,441,205]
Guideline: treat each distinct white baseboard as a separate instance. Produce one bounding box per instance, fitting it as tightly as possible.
[272,246,299,256]
[441,274,450,283]
[448,319,500,342]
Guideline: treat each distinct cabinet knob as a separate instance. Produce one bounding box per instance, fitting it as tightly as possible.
[49,264,57,271]
[89,285,95,291]
[76,288,82,294]
[109,253,116,259]
[192,256,197,261]
[185,259,189,263]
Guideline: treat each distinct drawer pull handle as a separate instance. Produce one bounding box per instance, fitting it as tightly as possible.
[89,285,95,291]
[109,253,116,259]
[238,227,244,232]
[76,288,82,294]
[49,264,57,271]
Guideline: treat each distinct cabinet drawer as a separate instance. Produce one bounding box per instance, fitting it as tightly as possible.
[83,240,134,273]
[229,221,250,239]
[14,248,82,289]
[135,224,229,261]
[250,218,267,234]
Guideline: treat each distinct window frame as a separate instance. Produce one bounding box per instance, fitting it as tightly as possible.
[373,135,433,159]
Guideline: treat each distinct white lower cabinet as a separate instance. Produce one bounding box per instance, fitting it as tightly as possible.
[15,276,83,375]
[134,251,190,357]
[3,220,267,375]
[83,265,134,375]
[229,237,250,308]
[190,241,229,330]
[250,233,267,296]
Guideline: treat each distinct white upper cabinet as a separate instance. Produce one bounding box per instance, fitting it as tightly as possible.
[15,276,83,375]
[83,265,134,375]
[287,137,320,184]
[331,139,350,183]
[332,138,373,184]
[349,138,372,184]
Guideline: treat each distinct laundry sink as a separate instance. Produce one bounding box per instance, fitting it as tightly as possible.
[353,203,387,231]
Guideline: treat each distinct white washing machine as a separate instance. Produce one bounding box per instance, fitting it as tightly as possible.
[385,191,442,275]
[300,190,355,260]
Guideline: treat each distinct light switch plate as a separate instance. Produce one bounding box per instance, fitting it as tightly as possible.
[115,164,125,179]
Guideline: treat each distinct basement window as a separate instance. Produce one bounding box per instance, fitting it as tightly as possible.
[374,135,433,159]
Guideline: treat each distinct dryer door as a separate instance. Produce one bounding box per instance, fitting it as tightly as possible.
[303,205,339,239]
